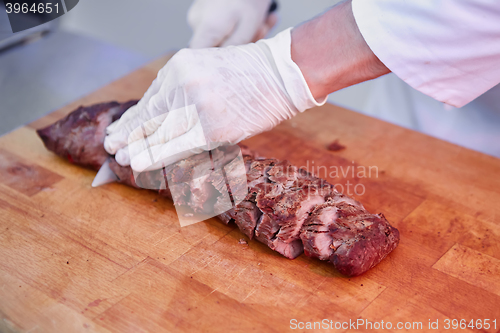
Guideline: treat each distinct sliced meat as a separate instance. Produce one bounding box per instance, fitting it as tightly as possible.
[246,158,277,188]
[301,204,338,260]
[247,161,332,259]
[300,195,400,276]
[254,161,334,256]
[233,199,262,239]
[38,101,400,277]
[213,158,276,239]
[254,213,301,259]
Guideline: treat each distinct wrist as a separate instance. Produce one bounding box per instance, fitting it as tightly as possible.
[291,0,390,100]
[258,28,328,112]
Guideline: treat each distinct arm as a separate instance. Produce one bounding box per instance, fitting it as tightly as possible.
[104,0,389,171]
[291,0,389,99]
[105,0,499,171]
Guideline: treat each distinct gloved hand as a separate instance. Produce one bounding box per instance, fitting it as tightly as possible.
[188,0,278,48]
[104,29,326,172]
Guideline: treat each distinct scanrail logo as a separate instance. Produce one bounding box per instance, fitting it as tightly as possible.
[3,0,79,32]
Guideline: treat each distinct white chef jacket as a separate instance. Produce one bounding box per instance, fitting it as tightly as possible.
[362,75,500,157]
[350,0,500,157]
[352,0,500,108]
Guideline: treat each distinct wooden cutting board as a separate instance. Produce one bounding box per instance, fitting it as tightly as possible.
[1,54,499,333]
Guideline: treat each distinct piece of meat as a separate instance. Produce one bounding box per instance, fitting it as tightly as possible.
[234,201,262,239]
[211,158,276,239]
[37,101,400,276]
[300,194,400,276]
[37,101,138,170]
[254,213,304,259]
[108,157,137,188]
[252,161,334,259]
[217,210,235,225]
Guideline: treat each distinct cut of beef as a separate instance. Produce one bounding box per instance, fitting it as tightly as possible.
[37,100,138,170]
[300,194,400,276]
[37,101,400,276]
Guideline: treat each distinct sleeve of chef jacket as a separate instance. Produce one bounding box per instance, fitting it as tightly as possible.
[351,0,500,107]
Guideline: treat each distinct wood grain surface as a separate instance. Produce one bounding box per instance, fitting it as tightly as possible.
[0,54,499,333]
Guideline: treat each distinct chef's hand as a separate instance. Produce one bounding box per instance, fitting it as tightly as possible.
[188,0,278,48]
[103,29,325,172]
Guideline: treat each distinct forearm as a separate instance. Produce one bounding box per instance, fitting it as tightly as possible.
[291,0,390,100]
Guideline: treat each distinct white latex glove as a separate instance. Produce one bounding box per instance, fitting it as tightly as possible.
[104,29,326,172]
[188,0,278,48]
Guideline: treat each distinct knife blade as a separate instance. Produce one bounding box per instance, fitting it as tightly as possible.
[92,158,118,187]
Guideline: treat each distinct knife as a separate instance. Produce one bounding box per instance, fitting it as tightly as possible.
[92,158,118,187]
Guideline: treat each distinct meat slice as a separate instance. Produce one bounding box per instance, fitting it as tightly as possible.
[254,213,304,259]
[263,162,334,242]
[300,204,338,260]
[300,194,400,276]
[257,185,326,243]
[252,161,334,259]
[232,199,262,239]
[212,158,276,239]
[229,159,274,239]
[217,210,235,225]
[246,158,277,188]
[301,194,363,260]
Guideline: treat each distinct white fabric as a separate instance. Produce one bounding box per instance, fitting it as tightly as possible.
[362,74,500,158]
[188,0,273,48]
[104,29,325,172]
[352,0,500,108]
